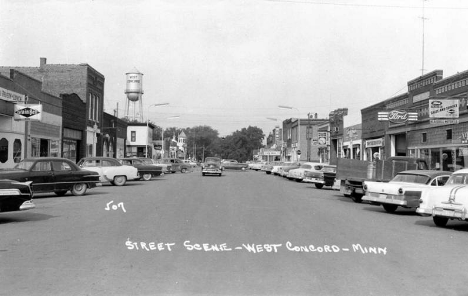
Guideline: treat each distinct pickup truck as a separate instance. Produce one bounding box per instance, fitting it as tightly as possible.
[336,156,429,203]
[221,159,249,170]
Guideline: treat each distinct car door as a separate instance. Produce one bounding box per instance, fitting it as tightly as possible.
[28,160,54,192]
[51,160,77,191]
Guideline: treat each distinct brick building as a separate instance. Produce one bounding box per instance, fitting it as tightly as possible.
[0,57,105,159]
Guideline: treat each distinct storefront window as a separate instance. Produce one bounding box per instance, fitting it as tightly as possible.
[63,139,77,161]
[0,138,8,163]
[50,140,59,157]
[31,138,40,157]
[13,139,22,163]
[456,147,468,170]
[430,149,441,170]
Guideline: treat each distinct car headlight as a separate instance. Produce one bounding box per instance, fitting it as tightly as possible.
[363,184,368,191]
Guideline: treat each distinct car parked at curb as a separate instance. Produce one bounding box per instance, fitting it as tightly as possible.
[303,164,337,189]
[0,180,35,212]
[363,170,451,213]
[278,162,301,177]
[288,162,326,182]
[77,157,139,186]
[119,158,164,181]
[138,158,172,174]
[417,169,468,227]
[0,157,101,196]
[221,159,249,170]
[157,158,191,173]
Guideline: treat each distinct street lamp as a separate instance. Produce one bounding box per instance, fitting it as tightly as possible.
[278,105,301,162]
[146,103,169,158]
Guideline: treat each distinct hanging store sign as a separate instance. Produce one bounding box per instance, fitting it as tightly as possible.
[365,138,383,148]
[0,87,25,103]
[429,99,459,118]
[378,110,418,123]
[14,104,42,121]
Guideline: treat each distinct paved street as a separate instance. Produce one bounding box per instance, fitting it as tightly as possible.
[1,169,468,296]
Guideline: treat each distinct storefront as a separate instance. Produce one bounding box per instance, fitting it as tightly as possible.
[364,138,384,161]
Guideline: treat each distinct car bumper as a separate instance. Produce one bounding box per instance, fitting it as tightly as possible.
[19,200,35,211]
[303,177,324,184]
[417,205,468,219]
[362,195,407,206]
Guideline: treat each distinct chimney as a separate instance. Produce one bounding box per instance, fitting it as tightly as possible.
[40,57,47,68]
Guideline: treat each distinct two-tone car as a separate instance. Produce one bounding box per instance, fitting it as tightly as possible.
[119,158,164,181]
[288,162,326,182]
[78,157,139,186]
[221,159,249,171]
[0,157,101,196]
[0,180,35,212]
[417,169,468,227]
[363,170,452,213]
[138,158,172,174]
[202,157,223,176]
[157,158,191,173]
[278,162,301,177]
[303,164,337,189]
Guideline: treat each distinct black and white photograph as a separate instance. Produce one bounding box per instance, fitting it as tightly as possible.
[1,0,468,295]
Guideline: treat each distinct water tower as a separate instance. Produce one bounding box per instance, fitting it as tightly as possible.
[124,68,144,122]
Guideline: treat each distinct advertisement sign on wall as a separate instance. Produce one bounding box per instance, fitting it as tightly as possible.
[429,99,459,118]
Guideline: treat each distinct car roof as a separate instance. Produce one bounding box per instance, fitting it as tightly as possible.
[396,170,452,177]
[23,157,72,161]
[453,168,468,174]
[79,157,118,161]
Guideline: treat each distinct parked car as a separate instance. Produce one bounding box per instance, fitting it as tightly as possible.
[303,164,337,189]
[139,158,172,173]
[77,157,139,186]
[249,162,266,171]
[202,157,223,176]
[278,162,301,177]
[119,158,164,181]
[157,158,191,173]
[221,159,249,170]
[264,162,282,175]
[270,162,285,175]
[0,180,35,212]
[363,170,452,213]
[417,168,468,227]
[288,162,326,182]
[0,157,101,196]
[183,159,198,168]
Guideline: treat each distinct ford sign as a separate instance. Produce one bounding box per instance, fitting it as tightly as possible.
[388,110,408,124]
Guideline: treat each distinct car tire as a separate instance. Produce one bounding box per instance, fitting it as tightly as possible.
[181,168,187,173]
[433,216,449,227]
[113,176,127,186]
[202,173,206,176]
[315,184,324,189]
[218,173,222,177]
[350,192,363,203]
[54,190,68,196]
[142,173,152,181]
[71,183,88,196]
[382,204,398,213]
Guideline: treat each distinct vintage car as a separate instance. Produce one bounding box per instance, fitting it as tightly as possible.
[77,157,139,186]
[363,170,452,213]
[263,162,282,175]
[221,159,249,170]
[249,162,266,171]
[270,162,285,175]
[157,158,191,173]
[202,157,223,176]
[139,158,172,173]
[119,158,164,181]
[183,159,198,168]
[278,162,301,177]
[417,168,468,227]
[0,180,35,212]
[0,157,101,196]
[303,164,337,189]
[288,162,326,182]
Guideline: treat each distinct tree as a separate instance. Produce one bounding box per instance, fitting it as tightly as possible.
[185,126,219,161]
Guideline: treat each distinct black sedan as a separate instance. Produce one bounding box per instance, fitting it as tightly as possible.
[0,180,35,213]
[0,157,101,196]
[119,158,164,181]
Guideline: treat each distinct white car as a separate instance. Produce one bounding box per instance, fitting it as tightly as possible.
[78,157,139,186]
[362,170,451,213]
[249,162,266,171]
[288,162,326,182]
[417,169,468,227]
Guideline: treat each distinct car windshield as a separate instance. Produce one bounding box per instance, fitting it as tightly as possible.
[300,164,312,169]
[446,173,468,185]
[391,174,430,184]
[15,160,35,170]
[205,158,221,163]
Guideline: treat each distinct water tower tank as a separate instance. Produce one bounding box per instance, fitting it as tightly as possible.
[125,68,143,102]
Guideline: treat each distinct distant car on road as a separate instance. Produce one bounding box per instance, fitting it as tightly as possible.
[0,180,35,213]
[0,157,101,196]
[78,157,139,186]
[119,158,164,181]
[139,158,172,174]
[221,159,249,170]
[202,157,223,176]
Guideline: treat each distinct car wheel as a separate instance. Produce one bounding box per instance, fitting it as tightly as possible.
[315,184,324,189]
[181,168,187,173]
[202,173,206,176]
[350,192,363,203]
[113,176,127,186]
[54,190,68,196]
[433,216,449,227]
[218,173,222,177]
[142,173,152,181]
[382,204,398,213]
[71,183,88,196]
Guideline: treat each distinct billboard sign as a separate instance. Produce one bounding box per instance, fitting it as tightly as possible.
[429,99,459,118]
[14,104,42,121]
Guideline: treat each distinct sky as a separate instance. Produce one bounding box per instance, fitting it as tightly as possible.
[2,0,468,138]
